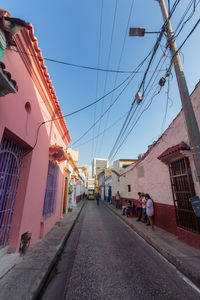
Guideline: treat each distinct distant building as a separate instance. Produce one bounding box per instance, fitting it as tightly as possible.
[87,178,95,191]
[112,159,137,197]
[67,147,79,166]
[92,158,108,177]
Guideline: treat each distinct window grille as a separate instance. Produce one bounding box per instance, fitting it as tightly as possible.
[43,160,59,220]
[169,157,200,234]
[0,136,24,249]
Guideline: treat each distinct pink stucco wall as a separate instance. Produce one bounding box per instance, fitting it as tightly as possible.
[0,31,69,252]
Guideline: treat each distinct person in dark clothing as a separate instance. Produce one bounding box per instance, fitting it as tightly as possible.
[96,192,100,206]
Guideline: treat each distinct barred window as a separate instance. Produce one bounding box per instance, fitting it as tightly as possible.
[43,160,59,219]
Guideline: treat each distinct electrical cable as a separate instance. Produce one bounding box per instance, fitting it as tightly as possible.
[71,48,156,152]
[110,89,161,161]
[108,0,183,161]
[108,43,169,161]
[168,16,200,73]
[97,0,135,154]
[32,0,180,152]
[72,69,139,147]
[174,0,200,39]
[176,17,200,52]
[10,48,135,74]
[10,47,166,74]
[74,111,128,148]
[108,0,185,160]
[136,0,181,97]
[92,0,104,157]
[94,0,118,154]
[168,0,171,15]
[108,47,169,161]
[32,69,134,150]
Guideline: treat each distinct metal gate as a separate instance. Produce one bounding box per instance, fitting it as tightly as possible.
[169,157,200,234]
[0,136,24,249]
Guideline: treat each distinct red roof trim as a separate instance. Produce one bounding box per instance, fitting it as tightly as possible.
[157,141,190,160]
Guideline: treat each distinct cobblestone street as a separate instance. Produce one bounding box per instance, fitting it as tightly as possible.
[41,201,200,300]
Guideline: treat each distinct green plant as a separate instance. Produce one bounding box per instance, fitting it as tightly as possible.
[68,182,73,195]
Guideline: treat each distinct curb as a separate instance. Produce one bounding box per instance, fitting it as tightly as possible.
[103,201,200,289]
[33,199,87,300]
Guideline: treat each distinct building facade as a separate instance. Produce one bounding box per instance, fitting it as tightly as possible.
[111,82,200,249]
[92,158,108,177]
[0,12,71,254]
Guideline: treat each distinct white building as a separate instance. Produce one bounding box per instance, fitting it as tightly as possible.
[112,159,137,197]
[92,158,108,177]
[87,178,95,191]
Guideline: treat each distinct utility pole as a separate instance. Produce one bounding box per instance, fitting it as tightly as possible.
[156,0,200,182]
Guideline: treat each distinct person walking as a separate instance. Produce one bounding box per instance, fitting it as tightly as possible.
[115,191,120,209]
[145,194,154,230]
[108,186,112,204]
[96,192,100,206]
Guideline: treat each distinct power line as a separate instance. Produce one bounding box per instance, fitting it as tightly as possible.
[176,17,200,52]
[107,1,183,161]
[98,0,135,153]
[108,47,169,161]
[167,16,200,73]
[10,48,133,74]
[74,111,128,148]
[110,0,200,160]
[32,69,134,150]
[174,0,200,39]
[108,40,168,161]
[92,0,104,157]
[109,89,161,161]
[72,72,136,147]
[94,0,118,154]
[72,48,154,149]
[9,48,166,74]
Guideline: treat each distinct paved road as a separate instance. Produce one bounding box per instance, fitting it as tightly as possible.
[41,200,200,300]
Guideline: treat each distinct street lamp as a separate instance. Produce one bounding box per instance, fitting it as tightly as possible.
[129,27,160,37]
[129,0,200,183]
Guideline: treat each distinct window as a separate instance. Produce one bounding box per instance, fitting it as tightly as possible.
[169,157,200,234]
[43,160,59,219]
[128,185,131,192]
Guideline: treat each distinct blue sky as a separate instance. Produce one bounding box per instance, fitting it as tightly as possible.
[4,0,200,168]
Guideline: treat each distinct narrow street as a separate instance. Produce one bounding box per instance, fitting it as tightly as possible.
[41,200,200,300]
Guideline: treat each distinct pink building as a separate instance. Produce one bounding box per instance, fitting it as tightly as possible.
[0,11,71,253]
[113,81,200,250]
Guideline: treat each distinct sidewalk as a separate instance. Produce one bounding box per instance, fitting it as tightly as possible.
[103,200,200,289]
[0,199,86,300]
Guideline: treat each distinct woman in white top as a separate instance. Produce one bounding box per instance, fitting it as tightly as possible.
[145,194,154,230]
